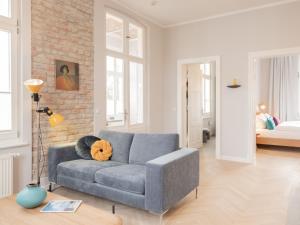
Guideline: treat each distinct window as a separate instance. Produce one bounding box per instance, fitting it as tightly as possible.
[106,56,124,126]
[0,0,18,138]
[129,62,143,124]
[105,10,145,127]
[200,63,211,115]
[106,14,123,53]
[0,0,11,18]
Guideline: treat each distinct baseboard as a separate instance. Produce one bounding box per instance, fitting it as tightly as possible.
[220,155,253,163]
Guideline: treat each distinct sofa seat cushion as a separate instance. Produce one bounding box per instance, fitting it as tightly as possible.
[99,131,134,163]
[94,164,146,195]
[129,133,179,165]
[57,159,124,183]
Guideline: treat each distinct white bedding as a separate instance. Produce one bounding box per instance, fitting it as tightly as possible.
[275,121,300,132]
[257,129,300,140]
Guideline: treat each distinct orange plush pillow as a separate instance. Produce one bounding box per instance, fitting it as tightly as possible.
[91,140,112,161]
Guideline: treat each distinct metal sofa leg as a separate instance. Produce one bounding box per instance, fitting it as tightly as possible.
[196,187,198,199]
[48,183,53,192]
[159,214,163,225]
[112,204,115,214]
[149,210,168,225]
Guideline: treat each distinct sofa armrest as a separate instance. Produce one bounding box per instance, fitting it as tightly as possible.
[145,148,199,214]
[48,142,80,183]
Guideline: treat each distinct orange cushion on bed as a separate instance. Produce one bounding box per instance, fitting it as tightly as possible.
[91,140,112,161]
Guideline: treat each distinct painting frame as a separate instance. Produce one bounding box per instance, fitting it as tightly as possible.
[55,60,79,91]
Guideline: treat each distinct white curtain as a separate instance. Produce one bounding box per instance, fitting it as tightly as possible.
[268,55,299,121]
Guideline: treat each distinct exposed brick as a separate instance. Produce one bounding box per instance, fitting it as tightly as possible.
[31,0,94,179]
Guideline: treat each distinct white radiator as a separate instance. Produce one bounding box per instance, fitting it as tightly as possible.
[0,153,18,198]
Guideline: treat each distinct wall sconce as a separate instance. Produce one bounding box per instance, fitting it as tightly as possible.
[227,78,241,88]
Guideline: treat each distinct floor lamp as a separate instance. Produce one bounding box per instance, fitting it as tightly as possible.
[16,79,64,208]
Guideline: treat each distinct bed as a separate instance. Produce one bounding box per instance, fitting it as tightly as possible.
[256,121,300,147]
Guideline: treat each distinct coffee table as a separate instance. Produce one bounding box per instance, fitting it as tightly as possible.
[0,192,122,225]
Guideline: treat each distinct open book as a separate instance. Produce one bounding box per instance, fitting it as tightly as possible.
[40,200,82,213]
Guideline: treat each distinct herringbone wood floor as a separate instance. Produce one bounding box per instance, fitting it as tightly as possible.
[55,139,300,225]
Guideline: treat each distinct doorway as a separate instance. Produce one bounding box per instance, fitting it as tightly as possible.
[177,57,221,159]
[248,47,300,163]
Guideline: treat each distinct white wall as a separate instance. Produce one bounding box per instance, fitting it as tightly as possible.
[94,0,165,134]
[163,1,300,161]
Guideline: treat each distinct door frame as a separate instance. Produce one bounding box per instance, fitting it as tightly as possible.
[248,46,300,164]
[177,56,221,159]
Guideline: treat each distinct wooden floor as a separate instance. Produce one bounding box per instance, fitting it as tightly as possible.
[55,139,300,225]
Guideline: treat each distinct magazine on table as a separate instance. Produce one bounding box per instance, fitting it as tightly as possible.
[40,200,82,213]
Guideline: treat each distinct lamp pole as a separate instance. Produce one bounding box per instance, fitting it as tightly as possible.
[35,94,41,186]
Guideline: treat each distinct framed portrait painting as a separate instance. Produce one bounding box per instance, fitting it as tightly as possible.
[55,60,79,91]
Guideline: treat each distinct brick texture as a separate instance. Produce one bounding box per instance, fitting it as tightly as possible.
[31,0,94,179]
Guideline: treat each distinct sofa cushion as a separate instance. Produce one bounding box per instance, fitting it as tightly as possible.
[57,159,124,183]
[75,136,100,160]
[99,130,134,163]
[95,164,146,195]
[129,133,179,165]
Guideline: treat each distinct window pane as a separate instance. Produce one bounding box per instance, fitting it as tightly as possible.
[129,24,143,58]
[205,64,211,76]
[200,63,210,76]
[0,93,12,131]
[0,30,11,92]
[106,56,124,126]
[205,79,210,101]
[200,64,205,74]
[130,62,143,125]
[202,78,210,114]
[0,0,10,17]
[106,14,123,53]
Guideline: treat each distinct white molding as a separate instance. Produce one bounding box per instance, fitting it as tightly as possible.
[166,0,300,28]
[177,56,221,160]
[19,0,32,150]
[111,0,300,28]
[109,0,164,28]
[248,46,300,164]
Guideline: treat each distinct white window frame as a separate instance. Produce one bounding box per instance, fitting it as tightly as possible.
[105,8,147,130]
[0,0,32,148]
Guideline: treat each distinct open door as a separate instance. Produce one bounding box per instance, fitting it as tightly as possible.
[187,64,203,148]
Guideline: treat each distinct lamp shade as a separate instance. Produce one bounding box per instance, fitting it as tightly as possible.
[259,104,266,111]
[48,113,64,127]
[24,79,44,93]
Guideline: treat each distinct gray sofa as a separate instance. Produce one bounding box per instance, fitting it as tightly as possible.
[48,131,199,214]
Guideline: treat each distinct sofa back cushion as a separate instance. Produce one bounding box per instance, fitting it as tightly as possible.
[99,130,134,163]
[129,133,179,165]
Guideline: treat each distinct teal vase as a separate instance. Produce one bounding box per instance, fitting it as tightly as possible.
[16,183,47,208]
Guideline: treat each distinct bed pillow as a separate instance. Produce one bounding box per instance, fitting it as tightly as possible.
[273,116,280,126]
[266,117,276,130]
[256,114,267,129]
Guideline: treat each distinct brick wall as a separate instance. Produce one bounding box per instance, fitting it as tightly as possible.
[31,0,94,179]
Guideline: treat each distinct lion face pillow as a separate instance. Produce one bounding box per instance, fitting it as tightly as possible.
[91,140,112,161]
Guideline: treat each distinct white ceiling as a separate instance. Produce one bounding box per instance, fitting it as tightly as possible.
[113,0,298,27]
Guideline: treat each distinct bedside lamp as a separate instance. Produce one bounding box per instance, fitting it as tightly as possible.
[259,104,266,113]
[16,79,64,209]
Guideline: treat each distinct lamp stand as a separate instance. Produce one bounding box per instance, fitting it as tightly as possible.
[16,93,47,209]
[36,100,41,186]
[33,93,43,186]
